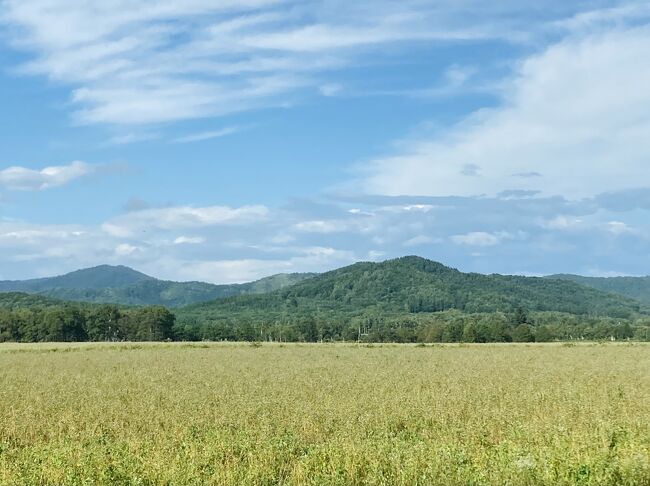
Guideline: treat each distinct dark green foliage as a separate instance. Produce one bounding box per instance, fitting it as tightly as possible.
[3,257,650,343]
[512,324,535,342]
[0,292,67,310]
[173,257,649,343]
[0,265,152,292]
[178,256,642,323]
[0,294,175,343]
[549,274,650,306]
[0,266,316,307]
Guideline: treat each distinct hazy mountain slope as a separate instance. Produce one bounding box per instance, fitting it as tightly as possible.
[178,256,644,323]
[0,265,152,292]
[549,274,650,305]
[0,292,69,310]
[0,267,316,307]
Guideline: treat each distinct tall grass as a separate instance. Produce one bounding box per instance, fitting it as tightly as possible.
[1,343,649,485]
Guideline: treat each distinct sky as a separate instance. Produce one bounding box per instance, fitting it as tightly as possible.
[1,0,650,283]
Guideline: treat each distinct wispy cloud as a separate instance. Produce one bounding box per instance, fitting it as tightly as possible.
[172,126,243,143]
[0,0,545,126]
[106,132,160,146]
[102,204,270,237]
[2,188,650,281]
[0,161,92,191]
[451,231,508,247]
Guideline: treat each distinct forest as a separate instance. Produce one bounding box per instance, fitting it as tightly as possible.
[0,294,175,342]
[1,257,649,343]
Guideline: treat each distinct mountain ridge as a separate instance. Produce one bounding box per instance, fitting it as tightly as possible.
[548,274,650,305]
[4,258,650,314]
[0,265,317,307]
[178,256,646,323]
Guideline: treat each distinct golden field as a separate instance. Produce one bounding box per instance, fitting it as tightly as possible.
[0,342,649,485]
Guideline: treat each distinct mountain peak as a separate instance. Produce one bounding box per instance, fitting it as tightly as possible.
[0,264,153,292]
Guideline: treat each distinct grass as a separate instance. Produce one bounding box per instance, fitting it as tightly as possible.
[0,342,649,485]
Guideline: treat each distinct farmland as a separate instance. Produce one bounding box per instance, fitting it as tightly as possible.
[1,343,649,485]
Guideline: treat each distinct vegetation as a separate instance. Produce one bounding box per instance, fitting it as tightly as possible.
[172,308,647,343]
[0,343,648,485]
[551,274,650,305]
[2,257,650,343]
[0,294,175,342]
[0,265,152,292]
[0,265,315,307]
[174,257,649,342]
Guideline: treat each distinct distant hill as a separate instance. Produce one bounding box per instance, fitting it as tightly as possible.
[549,274,650,305]
[0,265,152,292]
[0,266,316,307]
[0,292,68,310]
[178,256,645,324]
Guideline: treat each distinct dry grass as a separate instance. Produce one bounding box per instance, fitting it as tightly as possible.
[1,342,649,485]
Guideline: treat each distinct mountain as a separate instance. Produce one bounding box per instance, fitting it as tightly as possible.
[0,292,68,310]
[178,256,645,324]
[0,266,316,307]
[0,265,152,292]
[548,274,650,305]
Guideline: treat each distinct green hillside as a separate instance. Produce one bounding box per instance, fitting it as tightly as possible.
[174,256,647,342]
[0,265,152,292]
[0,292,68,310]
[0,267,316,307]
[2,258,648,343]
[549,274,650,305]
[181,256,643,319]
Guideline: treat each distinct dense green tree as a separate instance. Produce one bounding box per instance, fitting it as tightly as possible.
[535,326,554,342]
[462,322,479,343]
[512,324,535,343]
[299,317,319,342]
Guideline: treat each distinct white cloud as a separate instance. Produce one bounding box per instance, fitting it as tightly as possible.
[293,220,345,233]
[554,4,650,33]
[3,191,650,281]
[106,132,160,145]
[604,221,639,236]
[362,25,650,199]
[102,204,269,237]
[115,243,139,256]
[173,236,206,245]
[451,230,525,247]
[172,126,241,144]
[146,246,356,283]
[0,0,532,126]
[319,83,342,96]
[0,161,92,190]
[403,235,441,247]
[451,231,500,247]
[544,215,583,230]
[0,227,87,245]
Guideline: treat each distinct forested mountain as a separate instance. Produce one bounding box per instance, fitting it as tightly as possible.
[0,292,68,310]
[549,274,650,305]
[174,256,648,342]
[0,265,152,292]
[0,266,316,307]
[180,256,643,319]
[3,257,649,343]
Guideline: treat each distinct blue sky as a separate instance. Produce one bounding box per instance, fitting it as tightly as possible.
[1,0,650,283]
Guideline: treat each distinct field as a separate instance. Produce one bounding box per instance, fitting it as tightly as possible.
[1,343,649,485]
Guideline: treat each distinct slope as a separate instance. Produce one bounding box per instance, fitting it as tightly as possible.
[178,256,645,324]
[549,274,650,306]
[0,266,316,307]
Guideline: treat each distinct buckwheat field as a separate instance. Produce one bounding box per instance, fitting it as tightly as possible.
[1,343,649,485]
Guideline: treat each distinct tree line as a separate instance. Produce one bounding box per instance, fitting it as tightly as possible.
[173,309,647,343]
[1,301,647,344]
[0,304,175,342]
